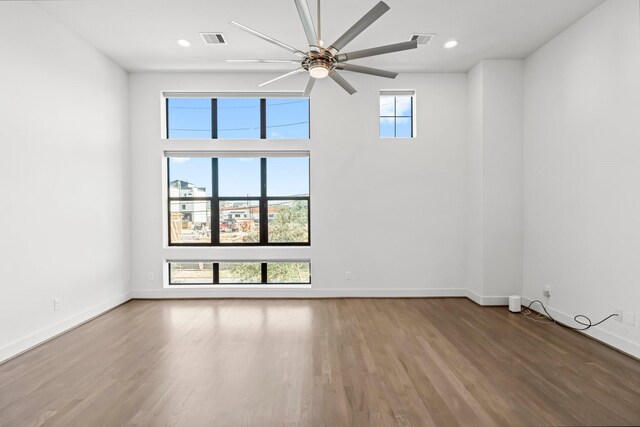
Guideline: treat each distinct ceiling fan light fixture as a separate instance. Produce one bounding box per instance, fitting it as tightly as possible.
[310,64,329,79]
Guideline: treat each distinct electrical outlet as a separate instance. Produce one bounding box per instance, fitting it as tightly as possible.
[148,272,154,281]
[613,308,623,322]
[623,312,635,326]
[345,271,352,280]
[543,286,551,298]
[53,298,62,312]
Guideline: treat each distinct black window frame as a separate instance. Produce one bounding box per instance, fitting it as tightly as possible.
[379,94,414,138]
[166,97,310,140]
[167,261,312,285]
[167,156,310,247]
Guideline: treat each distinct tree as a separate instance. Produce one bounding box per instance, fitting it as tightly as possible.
[268,201,308,243]
[226,262,261,282]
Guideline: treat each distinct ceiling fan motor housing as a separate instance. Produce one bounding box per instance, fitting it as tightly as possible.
[303,50,336,78]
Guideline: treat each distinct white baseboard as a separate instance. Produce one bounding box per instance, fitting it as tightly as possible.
[132,288,469,299]
[522,296,640,360]
[0,291,132,364]
[466,289,483,305]
[465,289,509,306]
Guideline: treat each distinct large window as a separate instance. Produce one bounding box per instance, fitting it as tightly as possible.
[379,91,414,138]
[168,155,310,246]
[168,261,311,285]
[166,97,310,139]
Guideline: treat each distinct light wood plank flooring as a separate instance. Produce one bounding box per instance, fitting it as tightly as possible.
[1,298,639,426]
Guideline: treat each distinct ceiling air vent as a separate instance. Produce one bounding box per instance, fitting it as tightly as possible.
[200,33,227,45]
[411,33,434,45]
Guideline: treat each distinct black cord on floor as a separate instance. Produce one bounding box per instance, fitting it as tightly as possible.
[524,300,619,331]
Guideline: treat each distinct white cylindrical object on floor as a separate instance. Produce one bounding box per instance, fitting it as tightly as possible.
[509,295,522,313]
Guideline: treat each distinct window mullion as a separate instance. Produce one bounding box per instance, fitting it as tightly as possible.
[259,158,268,244]
[167,158,172,244]
[165,98,170,139]
[260,98,266,139]
[395,96,399,138]
[213,263,220,284]
[410,96,413,138]
[212,158,220,245]
[211,98,218,139]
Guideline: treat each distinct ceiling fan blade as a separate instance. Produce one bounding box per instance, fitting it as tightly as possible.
[229,21,306,57]
[293,0,319,50]
[335,63,397,79]
[316,0,322,45]
[335,40,417,62]
[226,59,301,63]
[328,70,357,95]
[258,68,306,87]
[328,1,390,53]
[303,76,316,97]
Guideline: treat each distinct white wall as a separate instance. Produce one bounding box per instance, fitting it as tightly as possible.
[467,60,523,304]
[0,3,130,362]
[129,72,469,297]
[523,0,640,358]
[482,60,523,300]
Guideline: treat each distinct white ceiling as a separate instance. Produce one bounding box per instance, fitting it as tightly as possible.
[36,0,603,73]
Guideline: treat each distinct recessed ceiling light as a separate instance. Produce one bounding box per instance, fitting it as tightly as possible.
[444,40,458,49]
[177,39,191,47]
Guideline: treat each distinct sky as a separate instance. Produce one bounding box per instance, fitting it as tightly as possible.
[169,157,309,197]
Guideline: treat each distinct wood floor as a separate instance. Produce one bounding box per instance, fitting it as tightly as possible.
[1,299,639,426]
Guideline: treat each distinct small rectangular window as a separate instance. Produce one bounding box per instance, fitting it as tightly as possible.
[217,98,261,139]
[379,91,414,138]
[267,200,309,243]
[219,262,262,284]
[167,98,212,139]
[266,157,310,197]
[169,262,214,284]
[165,96,309,140]
[169,157,212,197]
[167,261,311,285]
[266,98,310,139]
[170,200,211,244]
[218,157,261,197]
[219,200,260,244]
[267,262,311,284]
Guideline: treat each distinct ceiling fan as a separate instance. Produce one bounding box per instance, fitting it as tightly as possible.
[227,0,418,95]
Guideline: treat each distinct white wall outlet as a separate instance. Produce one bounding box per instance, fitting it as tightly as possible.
[53,298,62,312]
[543,286,551,297]
[148,272,154,281]
[345,271,352,280]
[613,308,623,322]
[623,312,635,326]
